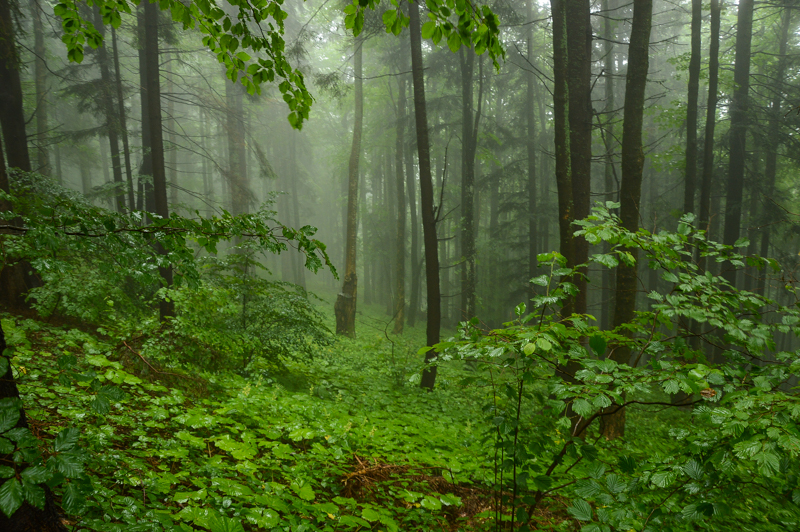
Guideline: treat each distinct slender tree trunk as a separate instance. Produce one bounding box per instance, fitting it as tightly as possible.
[144,0,173,320]
[225,76,248,216]
[566,0,592,315]
[166,54,178,209]
[289,131,305,288]
[722,0,754,286]
[334,37,363,337]
[604,0,653,440]
[459,48,477,322]
[94,8,125,212]
[137,7,154,213]
[758,6,791,295]
[30,0,49,174]
[550,0,574,318]
[111,26,135,211]
[406,116,421,327]
[601,0,616,331]
[683,0,701,214]
[409,0,441,389]
[698,0,720,270]
[393,74,407,334]
[0,0,31,173]
[527,0,538,283]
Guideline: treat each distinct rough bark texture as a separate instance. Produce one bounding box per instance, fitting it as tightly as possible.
[30,0,49,175]
[605,0,653,440]
[144,0,174,320]
[722,0,754,287]
[0,0,31,173]
[137,7,153,212]
[550,0,574,318]
[393,73,407,335]
[683,0,701,215]
[758,7,791,295]
[111,26,136,211]
[334,37,363,338]
[94,8,126,212]
[409,1,441,390]
[566,0,592,316]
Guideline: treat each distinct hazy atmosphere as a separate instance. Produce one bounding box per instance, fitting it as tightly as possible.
[0,0,799,529]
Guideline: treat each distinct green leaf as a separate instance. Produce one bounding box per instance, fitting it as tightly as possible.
[0,466,13,479]
[20,465,50,484]
[421,20,436,39]
[447,32,461,53]
[0,400,20,433]
[589,336,606,356]
[62,481,86,513]
[605,474,625,494]
[530,275,549,286]
[0,478,23,518]
[22,480,45,510]
[682,459,703,480]
[54,427,80,452]
[567,499,593,521]
[421,495,442,510]
[208,514,245,532]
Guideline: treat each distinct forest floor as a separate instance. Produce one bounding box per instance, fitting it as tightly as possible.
[3,297,581,532]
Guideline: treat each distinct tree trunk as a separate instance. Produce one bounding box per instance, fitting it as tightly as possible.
[459,48,478,322]
[409,0,441,390]
[683,0,701,215]
[406,115,421,327]
[0,0,31,173]
[527,0,537,283]
[93,8,126,212]
[604,0,653,440]
[144,0,173,320]
[137,7,154,213]
[550,0,574,318]
[758,6,791,295]
[166,54,178,209]
[225,74,248,216]
[722,0,754,286]
[601,0,616,332]
[111,26,136,211]
[566,0,592,315]
[289,130,306,288]
[334,37,363,337]
[30,0,49,175]
[698,0,720,270]
[393,73,407,335]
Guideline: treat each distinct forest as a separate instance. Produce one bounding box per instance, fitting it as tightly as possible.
[0,0,799,529]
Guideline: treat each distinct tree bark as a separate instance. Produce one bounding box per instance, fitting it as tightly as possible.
[527,0,537,284]
[225,73,248,216]
[604,0,653,440]
[137,7,153,213]
[758,6,792,295]
[144,0,173,320]
[167,53,178,209]
[698,0,720,271]
[0,0,31,173]
[406,111,421,328]
[722,0,754,287]
[601,0,616,332]
[459,47,477,322]
[334,37,363,337]
[566,0,592,315]
[93,8,126,212]
[683,0,701,215]
[409,0,441,390]
[111,26,136,211]
[393,73,407,335]
[30,0,49,175]
[550,0,574,318]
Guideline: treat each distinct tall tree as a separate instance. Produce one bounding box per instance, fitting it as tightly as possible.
[459,47,480,322]
[30,0,49,174]
[550,0,574,318]
[698,0,720,263]
[566,0,592,315]
[600,0,616,331]
[605,0,653,439]
[225,73,248,215]
[144,0,173,319]
[409,0,441,390]
[393,72,407,335]
[526,0,537,283]
[405,105,421,327]
[758,6,792,294]
[682,0,701,214]
[93,8,126,212]
[722,0,754,286]
[111,25,136,211]
[334,36,363,337]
